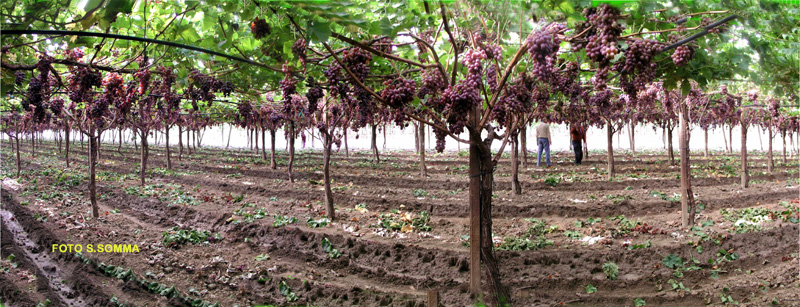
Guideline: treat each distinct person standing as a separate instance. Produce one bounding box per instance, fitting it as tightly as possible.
[570,122,586,165]
[536,120,552,167]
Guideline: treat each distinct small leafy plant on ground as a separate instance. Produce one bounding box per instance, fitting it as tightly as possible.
[307,217,331,228]
[321,237,341,259]
[544,176,561,187]
[279,280,299,302]
[564,230,582,240]
[604,194,634,204]
[162,227,219,248]
[663,254,702,278]
[649,190,681,202]
[371,210,432,232]
[610,215,641,236]
[230,207,268,224]
[497,218,556,251]
[626,240,652,250]
[273,215,298,227]
[602,262,619,280]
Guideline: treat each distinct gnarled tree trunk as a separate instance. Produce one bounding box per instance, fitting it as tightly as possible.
[178,126,183,161]
[371,124,380,163]
[782,130,788,164]
[88,126,99,218]
[668,126,675,166]
[343,130,349,157]
[288,123,296,182]
[767,127,774,173]
[419,124,427,177]
[322,130,336,221]
[520,125,528,168]
[678,102,695,227]
[628,121,635,154]
[606,122,615,180]
[117,127,123,155]
[65,127,71,167]
[226,123,232,148]
[704,128,709,158]
[262,127,267,161]
[15,136,21,177]
[467,125,509,305]
[511,132,521,194]
[728,125,733,154]
[140,130,149,186]
[270,128,277,169]
[166,126,172,170]
[31,132,36,159]
[414,123,420,153]
[740,115,748,189]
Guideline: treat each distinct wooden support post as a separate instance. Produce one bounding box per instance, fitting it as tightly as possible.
[427,290,439,307]
[468,138,481,296]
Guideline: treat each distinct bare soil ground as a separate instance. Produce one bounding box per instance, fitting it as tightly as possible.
[1,139,798,307]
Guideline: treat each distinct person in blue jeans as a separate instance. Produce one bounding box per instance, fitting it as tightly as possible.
[535,121,551,167]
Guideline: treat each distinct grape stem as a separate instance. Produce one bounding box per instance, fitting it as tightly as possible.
[330,32,437,70]
[408,33,450,87]
[440,2,459,85]
[477,24,545,129]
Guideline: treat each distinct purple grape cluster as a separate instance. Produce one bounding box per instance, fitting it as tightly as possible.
[251,18,271,39]
[527,24,567,80]
[418,69,446,99]
[527,30,557,62]
[280,66,302,118]
[24,76,44,115]
[48,98,64,116]
[280,76,297,101]
[376,37,393,54]
[305,77,323,114]
[433,124,448,152]
[156,66,176,89]
[769,97,780,118]
[746,89,759,103]
[133,69,151,95]
[68,66,102,103]
[463,48,486,77]
[483,44,502,61]
[89,98,109,119]
[66,48,84,60]
[613,39,661,95]
[578,5,623,63]
[442,80,480,134]
[380,77,416,109]
[220,81,234,97]
[14,71,25,86]
[671,45,693,66]
[237,101,253,125]
[292,39,307,59]
[621,39,659,73]
[591,66,609,90]
[187,70,222,104]
[486,64,498,92]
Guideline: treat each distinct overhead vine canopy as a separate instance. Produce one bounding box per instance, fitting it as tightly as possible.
[2,0,796,107]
